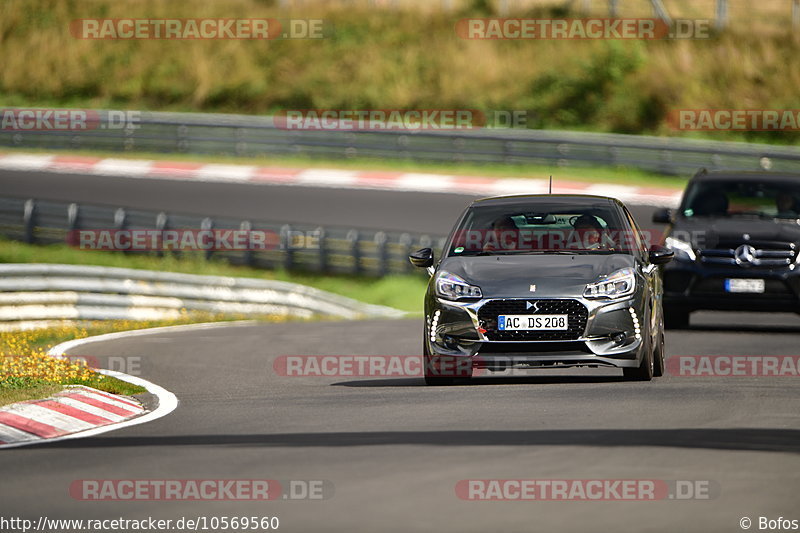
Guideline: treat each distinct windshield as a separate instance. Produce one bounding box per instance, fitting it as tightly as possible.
[681,180,800,220]
[446,202,638,257]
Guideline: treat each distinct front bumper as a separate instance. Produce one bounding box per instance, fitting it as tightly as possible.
[662,259,800,312]
[426,295,646,370]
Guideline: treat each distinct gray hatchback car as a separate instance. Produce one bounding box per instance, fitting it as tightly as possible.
[410,194,673,385]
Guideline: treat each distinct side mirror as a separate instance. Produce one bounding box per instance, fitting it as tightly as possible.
[652,208,673,224]
[648,245,674,265]
[409,248,434,268]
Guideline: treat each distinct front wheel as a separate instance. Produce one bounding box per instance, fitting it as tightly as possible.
[623,335,654,382]
[653,322,665,377]
[423,339,470,386]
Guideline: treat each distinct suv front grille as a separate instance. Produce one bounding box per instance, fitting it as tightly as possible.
[699,241,796,268]
[477,299,588,341]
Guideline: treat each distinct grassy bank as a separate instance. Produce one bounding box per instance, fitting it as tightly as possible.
[1,323,147,406]
[0,237,429,313]
[1,1,799,145]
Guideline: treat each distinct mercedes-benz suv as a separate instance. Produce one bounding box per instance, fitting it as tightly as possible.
[653,169,800,328]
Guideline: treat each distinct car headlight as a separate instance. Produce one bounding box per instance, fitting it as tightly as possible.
[435,272,482,300]
[664,236,696,261]
[584,268,636,300]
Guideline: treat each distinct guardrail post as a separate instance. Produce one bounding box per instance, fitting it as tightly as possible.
[23,199,36,244]
[201,217,214,261]
[113,207,127,254]
[114,208,127,230]
[317,227,328,272]
[67,203,80,231]
[281,224,294,270]
[399,233,413,272]
[177,125,189,152]
[240,220,253,266]
[419,235,432,258]
[375,231,388,277]
[347,230,361,275]
[155,212,168,257]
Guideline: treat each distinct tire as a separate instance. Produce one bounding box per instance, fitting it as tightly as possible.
[423,338,463,386]
[623,334,654,381]
[652,330,665,377]
[664,306,690,329]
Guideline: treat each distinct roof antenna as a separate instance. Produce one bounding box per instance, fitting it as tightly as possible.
[549,175,553,194]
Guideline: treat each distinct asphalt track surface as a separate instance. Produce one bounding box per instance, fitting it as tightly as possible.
[1,168,800,532]
[0,168,657,234]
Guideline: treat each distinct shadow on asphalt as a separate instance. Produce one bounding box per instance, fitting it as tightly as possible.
[330,375,625,387]
[30,428,800,454]
[681,324,800,334]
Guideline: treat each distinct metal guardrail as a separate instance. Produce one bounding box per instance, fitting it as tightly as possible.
[0,196,446,277]
[0,263,404,328]
[2,110,800,175]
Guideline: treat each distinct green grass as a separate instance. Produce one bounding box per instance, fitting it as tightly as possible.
[0,375,145,406]
[0,379,61,406]
[0,237,429,313]
[1,0,799,146]
[1,147,689,189]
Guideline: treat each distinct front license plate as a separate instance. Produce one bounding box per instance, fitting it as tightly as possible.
[725,279,765,293]
[498,314,568,331]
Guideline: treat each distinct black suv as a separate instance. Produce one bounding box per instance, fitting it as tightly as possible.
[654,169,800,328]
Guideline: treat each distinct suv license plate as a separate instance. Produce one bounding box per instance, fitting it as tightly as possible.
[725,279,765,293]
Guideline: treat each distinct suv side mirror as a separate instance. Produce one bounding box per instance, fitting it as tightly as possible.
[652,208,673,224]
[409,248,434,268]
[648,245,674,265]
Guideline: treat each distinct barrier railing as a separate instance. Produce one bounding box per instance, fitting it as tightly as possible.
[3,110,800,175]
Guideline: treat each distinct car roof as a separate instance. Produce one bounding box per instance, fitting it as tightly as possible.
[470,194,620,208]
[690,169,800,183]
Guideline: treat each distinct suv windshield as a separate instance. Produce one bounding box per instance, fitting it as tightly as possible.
[681,180,800,220]
[446,202,637,257]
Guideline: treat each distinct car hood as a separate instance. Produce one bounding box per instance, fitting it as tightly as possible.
[673,217,800,249]
[438,253,636,298]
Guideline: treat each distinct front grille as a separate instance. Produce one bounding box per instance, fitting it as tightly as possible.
[478,299,588,341]
[699,241,796,269]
